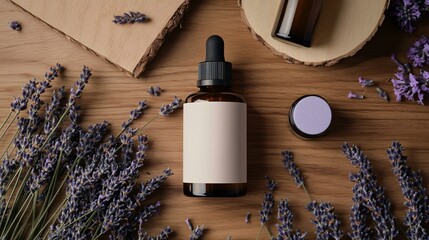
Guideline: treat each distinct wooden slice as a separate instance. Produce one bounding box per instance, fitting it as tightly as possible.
[239,0,389,66]
[11,0,190,77]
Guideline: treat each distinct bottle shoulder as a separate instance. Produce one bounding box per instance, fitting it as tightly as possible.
[185,91,245,103]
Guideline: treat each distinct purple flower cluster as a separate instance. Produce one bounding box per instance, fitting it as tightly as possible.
[389,0,429,33]
[273,199,307,240]
[342,143,398,239]
[113,12,148,24]
[306,201,342,240]
[386,141,429,239]
[159,96,182,116]
[281,150,304,188]
[408,36,429,67]
[391,54,429,104]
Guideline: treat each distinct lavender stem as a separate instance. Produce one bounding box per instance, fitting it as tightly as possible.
[0,110,12,132]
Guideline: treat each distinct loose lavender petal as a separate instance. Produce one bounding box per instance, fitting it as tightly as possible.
[376,87,390,102]
[159,96,182,116]
[9,21,21,31]
[347,91,364,100]
[113,11,148,24]
[185,218,194,231]
[358,77,374,87]
[281,150,304,188]
[245,211,250,223]
[148,86,162,96]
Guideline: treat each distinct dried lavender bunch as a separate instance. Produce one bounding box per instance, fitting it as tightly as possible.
[407,35,429,68]
[389,0,428,33]
[342,143,398,239]
[273,199,307,240]
[391,54,429,104]
[113,12,148,24]
[306,201,343,240]
[148,86,162,96]
[9,21,21,31]
[386,141,429,239]
[159,96,182,116]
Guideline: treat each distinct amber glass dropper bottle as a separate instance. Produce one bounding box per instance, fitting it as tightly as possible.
[183,35,247,197]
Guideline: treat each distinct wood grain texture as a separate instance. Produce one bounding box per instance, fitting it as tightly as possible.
[239,0,389,66]
[1,0,429,239]
[11,0,190,77]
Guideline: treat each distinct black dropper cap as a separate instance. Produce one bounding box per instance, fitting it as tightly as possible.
[197,35,232,87]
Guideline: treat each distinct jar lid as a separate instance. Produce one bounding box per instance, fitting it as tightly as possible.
[289,95,332,138]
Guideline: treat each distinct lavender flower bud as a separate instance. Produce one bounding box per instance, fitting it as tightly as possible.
[113,12,148,24]
[185,218,194,231]
[245,211,250,224]
[122,100,148,130]
[376,87,389,102]
[159,96,182,116]
[281,150,304,188]
[189,225,204,240]
[265,176,278,192]
[68,66,92,106]
[358,77,374,87]
[147,86,162,96]
[275,199,307,240]
[259,192,274,224]
[347,91,364,99]
[306,201,343,240]
[9,21,21,31]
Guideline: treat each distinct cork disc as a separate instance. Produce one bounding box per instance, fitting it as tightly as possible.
[239,0,389,66]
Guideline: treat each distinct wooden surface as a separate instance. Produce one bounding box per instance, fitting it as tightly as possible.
[11,0,190,77]
[1,0,429,239]
[239,0,389,66]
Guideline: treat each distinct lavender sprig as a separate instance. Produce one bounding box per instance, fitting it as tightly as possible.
[121,100,148,130]
[159,96,182,116]
[349,203,372,240]
[408,35,429,68]
[342,143,398,240]
[113,12,148,24]
[147,86,162,96]
[259,192,274,224]
[9,21,21,31]
[281,150,304,188]
[274,199,307,240]
[189,225,204,240]
[306,201,343,240]
[136,168,173,202]
[386,141,429,239]
[143,226,173,240]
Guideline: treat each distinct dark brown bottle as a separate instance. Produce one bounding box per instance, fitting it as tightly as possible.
[274,0,323,47]
[183,35,247,197]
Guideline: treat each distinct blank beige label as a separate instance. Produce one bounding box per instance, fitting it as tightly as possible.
[183,102,247,183]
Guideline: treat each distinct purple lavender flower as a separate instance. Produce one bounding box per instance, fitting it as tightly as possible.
[391,54,429,104]
[245,211,250,223]
[376,87,390,102]
[275,199,307,240]
[281,150,304,188]
[259,192,274,224]
[407,36,429,67]
[358,77,374,87]
[122,100,148,130]
[386,141,429,239]
[306,201,343,240]
[68,66,91,107]
[342,143,398,239]
[265,176,278,192]
[113,12,148,24]
[185,218,194,231]
[189,225,204,240]
[136,168,173,202]
[349,203,372,240]
[9,21,21,31]
[148,86,162,96]
[389,0,421,33]
[348,91,365,100]
[159,96,182,116]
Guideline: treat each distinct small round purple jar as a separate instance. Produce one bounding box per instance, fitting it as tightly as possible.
[288,95,332,138]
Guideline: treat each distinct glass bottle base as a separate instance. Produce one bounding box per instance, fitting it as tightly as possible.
[183,183,247,197]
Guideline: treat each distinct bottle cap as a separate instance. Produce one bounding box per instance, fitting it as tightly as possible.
[197,35,232,87]
[289,95,332,138]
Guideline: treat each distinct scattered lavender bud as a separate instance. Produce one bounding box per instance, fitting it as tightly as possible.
[113,12,148,24]
[259,192,274,224]
[9,21,21,31]
[347,91,365,100]
[358,77,374,87]
[189,225,204,240]
[147,86,162,96]
[159,96,182,116]
[376,87,390,102]
[226,236,232,240]
[281,150,304,188]
[265,176,278,192]
[245,211,250,223]
[407,35,429,68]
[185,218,194,231]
